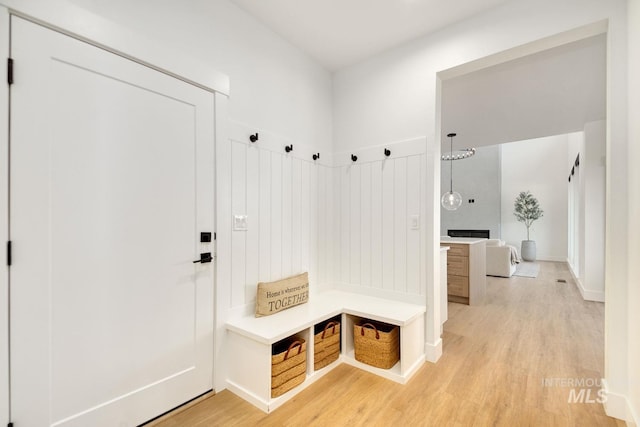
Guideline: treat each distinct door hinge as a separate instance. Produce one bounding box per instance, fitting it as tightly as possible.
[7,58,13,85]
[8,421,14,427]
[7,241,11,266]
[214,232,216,240]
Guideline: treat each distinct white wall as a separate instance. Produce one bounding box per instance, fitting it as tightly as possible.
[440,34,606,149]
[500,135,568,261]
[0,0,333,152]
[627,0,640,425]
[441,145,502,239]
[578,121,606,301]
[332,0,630,420]
[567,131,585,278]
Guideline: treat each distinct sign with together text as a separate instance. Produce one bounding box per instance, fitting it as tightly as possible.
[255,272,309,317]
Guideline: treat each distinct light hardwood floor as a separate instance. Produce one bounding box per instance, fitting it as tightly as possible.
[151,261,624,426]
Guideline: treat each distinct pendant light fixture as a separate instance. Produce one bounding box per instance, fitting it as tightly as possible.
[441,133,463,211]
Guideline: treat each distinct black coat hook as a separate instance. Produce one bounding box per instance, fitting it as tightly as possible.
[249,133,259,143]
[384,148,391,157]
[351,154,358,162]
[313,153,320,161]
[285,144,293,153]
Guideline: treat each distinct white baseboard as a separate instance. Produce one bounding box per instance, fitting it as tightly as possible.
[602,378,639,426]
[579,286,605,302]
[537,256,568,262]
[424,339,442,363]
[566,261,605,302]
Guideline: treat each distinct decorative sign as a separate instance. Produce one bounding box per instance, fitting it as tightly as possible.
[255,272,309,317]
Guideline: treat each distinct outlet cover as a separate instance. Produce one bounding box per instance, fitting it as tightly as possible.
[233,215,248,231]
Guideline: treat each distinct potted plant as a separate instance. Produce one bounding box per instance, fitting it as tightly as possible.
[514,191,544,261]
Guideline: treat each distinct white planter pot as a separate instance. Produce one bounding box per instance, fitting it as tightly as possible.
[521,240,536,262]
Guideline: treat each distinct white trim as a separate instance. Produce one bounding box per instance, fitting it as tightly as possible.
[228,120,328,167]
[214,93,231,393]
[226,355,343,413]
[578,285,605,302]
[602,378,639,425]
[0,6,10,426]
[438,20,608,80]
[567,259,605,302]
[537,256,570,262]
[331,137,426,167]
[424,338,443,363]
[3,6,229,95]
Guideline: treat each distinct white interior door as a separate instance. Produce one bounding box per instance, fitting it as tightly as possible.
[9,17,215,427]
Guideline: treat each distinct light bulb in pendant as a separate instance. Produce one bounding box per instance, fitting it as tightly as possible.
[441,191,462,211]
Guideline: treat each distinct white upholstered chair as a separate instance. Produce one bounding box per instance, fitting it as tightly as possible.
[486,239,518,277]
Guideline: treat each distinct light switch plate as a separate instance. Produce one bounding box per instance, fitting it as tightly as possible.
[233,214,248,231]
[410,214,420,230]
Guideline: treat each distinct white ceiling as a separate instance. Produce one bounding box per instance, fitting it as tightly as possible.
[230,0,511,71]
[441,34,607,150]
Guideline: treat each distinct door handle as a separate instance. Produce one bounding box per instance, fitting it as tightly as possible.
[193,252,213,264]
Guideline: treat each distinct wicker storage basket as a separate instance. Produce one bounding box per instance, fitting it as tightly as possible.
[314,321,340,370]
[354,321,399,369]
[271,338,306,398]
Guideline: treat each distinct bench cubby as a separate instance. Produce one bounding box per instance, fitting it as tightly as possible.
[313,315,341,371]
[225,290,425,413]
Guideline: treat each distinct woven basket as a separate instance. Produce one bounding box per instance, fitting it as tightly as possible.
[314,321,340,370]
[271,373,306,398]
[271,338,306,397]
[354,321,399,369]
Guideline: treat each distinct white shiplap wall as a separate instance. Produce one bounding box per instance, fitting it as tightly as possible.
[332,154,426,301]
[229,139,333,308]
[226,125,425,309]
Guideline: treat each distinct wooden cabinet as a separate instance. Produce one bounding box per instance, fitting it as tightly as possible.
[441,240,487,305]
[447,274,469,298]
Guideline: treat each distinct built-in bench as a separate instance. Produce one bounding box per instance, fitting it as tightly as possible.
[225,290,426,413]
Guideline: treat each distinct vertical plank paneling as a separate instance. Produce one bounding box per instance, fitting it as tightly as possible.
[324,166,334,288]
[360,163,372,287]
[371,161,383,288]
[226,133,426,306]
[270,153,283,280]
[258,150,271,283]
[230,141,247,306]
[349,165,361,285]
[406,155,421,295]
[340,166,350,284]
[317,165,327,286]
[381,160,395,291]
[245,146,260,302]
[281,156,293,278]
[300,161,310,274]
[332,167,342,285]
[394,157,408,293]
[309,163,319,282]
[419,154,427,296]
[291,159,302,275]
